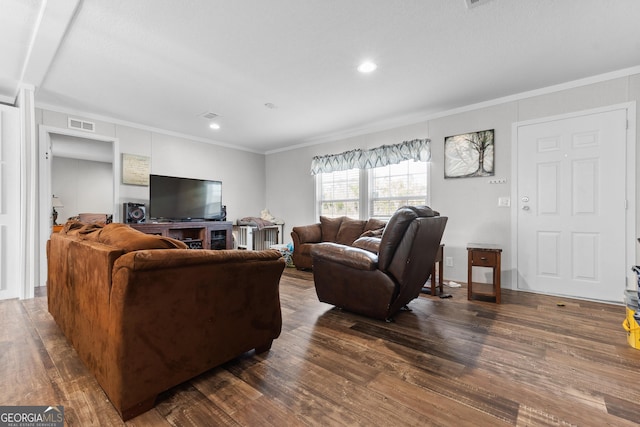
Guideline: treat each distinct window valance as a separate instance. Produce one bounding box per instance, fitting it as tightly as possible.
[310,138,431,175]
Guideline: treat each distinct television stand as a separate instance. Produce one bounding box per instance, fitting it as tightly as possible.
[129,221,232,250]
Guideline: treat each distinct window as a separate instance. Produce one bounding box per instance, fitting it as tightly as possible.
[370,160,428,218]
[316,160,429,219]
[317,168,360,218]
[312,139,431,219]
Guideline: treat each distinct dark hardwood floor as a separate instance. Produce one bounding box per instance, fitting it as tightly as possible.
[3,268,640,426]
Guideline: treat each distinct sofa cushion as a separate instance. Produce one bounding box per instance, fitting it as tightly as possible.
[336,218,366,245]
[320,216,344,242]
[97,223,188,252]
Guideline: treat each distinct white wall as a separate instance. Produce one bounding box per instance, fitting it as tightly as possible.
[38,109,267,223]
[35,71,640,286]
[52,157,113,222]
[266,73,640,284]
[265,121,429,237]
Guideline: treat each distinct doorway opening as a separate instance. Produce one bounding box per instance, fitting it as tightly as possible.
[38,126,120,289]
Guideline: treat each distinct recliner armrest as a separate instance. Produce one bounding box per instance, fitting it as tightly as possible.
[310,242,378,270]
[352,236,381,254]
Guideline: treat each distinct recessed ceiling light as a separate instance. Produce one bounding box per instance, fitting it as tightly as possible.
[209,123,220,130]
[357,61,377,73]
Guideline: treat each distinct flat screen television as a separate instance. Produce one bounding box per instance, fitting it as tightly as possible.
[149,174,223,221]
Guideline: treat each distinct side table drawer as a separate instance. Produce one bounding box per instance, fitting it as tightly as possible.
[471,251,497,267]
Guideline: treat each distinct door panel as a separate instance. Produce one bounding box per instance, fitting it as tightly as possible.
[0,105,21,300]
[517,109,627,301]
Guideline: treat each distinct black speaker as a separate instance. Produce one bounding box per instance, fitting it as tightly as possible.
[123,202,146,223]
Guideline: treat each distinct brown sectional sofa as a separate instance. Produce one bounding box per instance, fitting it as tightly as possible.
[291,216,386,270]
[47,222,285,420]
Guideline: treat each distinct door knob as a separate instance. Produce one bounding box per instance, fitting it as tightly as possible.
[522,206,530,211]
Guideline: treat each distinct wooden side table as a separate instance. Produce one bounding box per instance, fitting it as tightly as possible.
[422,244,444,296]
[467,243,502,303]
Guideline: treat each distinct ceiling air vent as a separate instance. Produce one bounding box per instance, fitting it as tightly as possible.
[68,117,95,132]
[199,111,219,120]
[465,0,493,8]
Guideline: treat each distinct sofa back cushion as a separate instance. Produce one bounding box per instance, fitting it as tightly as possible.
[319,216,384,245]
[335,218,367,245]
[320,216,344,242]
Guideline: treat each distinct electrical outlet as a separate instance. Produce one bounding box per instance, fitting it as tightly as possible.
[445,257,453,267]
[498,197,511,207]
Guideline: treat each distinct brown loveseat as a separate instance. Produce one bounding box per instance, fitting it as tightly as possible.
[47,222,285,420]
[291,216,386,270]
[311,206,447,321]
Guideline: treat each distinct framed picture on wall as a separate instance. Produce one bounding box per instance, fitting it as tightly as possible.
[444,129,495,178]
[122,153,151,186]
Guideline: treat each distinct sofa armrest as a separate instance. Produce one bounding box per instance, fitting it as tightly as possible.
[310,242,378,271]
[291,223,322,244]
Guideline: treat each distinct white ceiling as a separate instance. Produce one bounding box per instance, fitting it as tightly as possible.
[2,0,640,153]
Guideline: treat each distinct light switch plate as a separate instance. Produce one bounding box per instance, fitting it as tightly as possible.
[498,197,511,207]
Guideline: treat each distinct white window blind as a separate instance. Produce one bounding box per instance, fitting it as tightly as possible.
[370,160,428,218]
[318,168,360,218]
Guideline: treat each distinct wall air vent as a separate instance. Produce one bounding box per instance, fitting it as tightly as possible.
[199,111,219,120]
[465,0,494,8]
[68,117,95,132]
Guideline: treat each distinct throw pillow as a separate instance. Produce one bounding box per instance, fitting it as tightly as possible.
[360,228,384,238]
[363,218,386,232]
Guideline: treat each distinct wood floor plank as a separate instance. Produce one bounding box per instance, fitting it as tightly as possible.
[155,382,240,426]
[368,372,512,427]
[4,268,640,426]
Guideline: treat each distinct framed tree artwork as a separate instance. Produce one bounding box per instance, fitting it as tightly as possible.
[444,129,495,178]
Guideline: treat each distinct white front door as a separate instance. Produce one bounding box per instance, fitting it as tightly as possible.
[0,105,21,300]
[516,108,628,302]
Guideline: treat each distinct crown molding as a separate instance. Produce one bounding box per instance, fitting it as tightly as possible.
[268,65,640,155]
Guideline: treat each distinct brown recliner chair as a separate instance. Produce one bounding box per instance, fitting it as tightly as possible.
[310,206,447,321]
